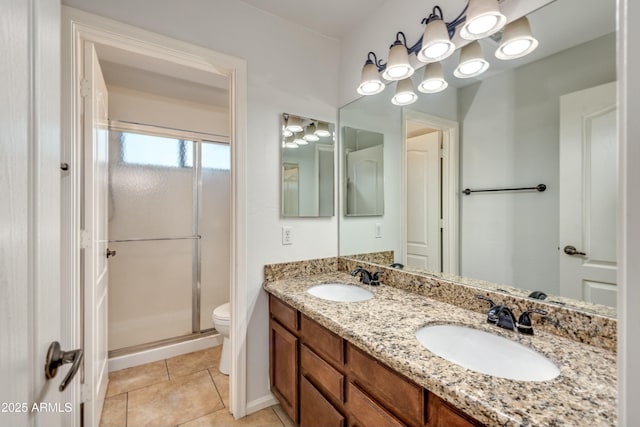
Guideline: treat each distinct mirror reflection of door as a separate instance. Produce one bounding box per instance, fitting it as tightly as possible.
[559,81,617,307]
[406,129,442,272]
[283,163,300,216]
[346,145,384,215]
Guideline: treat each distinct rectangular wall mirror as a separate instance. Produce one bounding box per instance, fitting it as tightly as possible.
[338,0,617,317]
[343,127,384,216]
[281,113,335,217]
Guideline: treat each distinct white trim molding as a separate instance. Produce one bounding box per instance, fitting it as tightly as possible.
[61,6,248,419]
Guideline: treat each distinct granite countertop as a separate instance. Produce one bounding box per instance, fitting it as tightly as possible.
[263,272,617,427]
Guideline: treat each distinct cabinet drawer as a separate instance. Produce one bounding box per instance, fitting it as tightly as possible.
[346,382,404,427]
[301,344,344,404]
[300,315,344,367]
[269,294,298,332]
[300,376,345,427]
[346,343,424,426]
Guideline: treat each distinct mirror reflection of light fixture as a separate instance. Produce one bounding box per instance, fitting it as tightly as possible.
[495,17,539,60]
[454,41,489,78]
[285,114,303,133]
[303,124,320,142]
[460,0,507,40]
[284,135,298,148]
[315,122,331,138]
[382,32,414,81]
[357,52,386,95]
[294,133,308,145]
[391,78,418,106]
[282,128,293,137]
[418,17,455,63]
[418,62,448,93]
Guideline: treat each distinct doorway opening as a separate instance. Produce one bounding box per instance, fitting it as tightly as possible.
[61,8,247,425]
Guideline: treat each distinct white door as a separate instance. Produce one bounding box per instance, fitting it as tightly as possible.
[82,42,110,426]
[346,145,384,215]
[559,81,617,306]
[406,132,441,271]
[0,0,68,426]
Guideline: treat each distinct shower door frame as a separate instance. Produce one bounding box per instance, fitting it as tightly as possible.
[107,121,230,343]
[61,7,248,421]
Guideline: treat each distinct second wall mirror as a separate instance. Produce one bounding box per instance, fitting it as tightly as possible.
[281,113,335,217]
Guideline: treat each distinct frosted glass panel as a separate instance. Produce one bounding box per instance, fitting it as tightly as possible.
[108,240,193,350]
[200,142,231,328]
[108,131,195,350]
[109,131,194,240]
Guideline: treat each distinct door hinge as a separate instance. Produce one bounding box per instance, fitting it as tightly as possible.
[80,230,91,249]
[440,218,446,229]
[80,79,91,98]
[80,383,92,403]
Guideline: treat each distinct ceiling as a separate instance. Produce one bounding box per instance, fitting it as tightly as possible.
[237,0,387,39]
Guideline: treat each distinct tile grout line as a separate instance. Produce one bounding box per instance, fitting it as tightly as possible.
[125,392,128,427]
[271,407,286,427]
[207,369,226,409]
[165,358,171,381]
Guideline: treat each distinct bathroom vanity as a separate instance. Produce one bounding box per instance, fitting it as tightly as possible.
[263,259,617,427]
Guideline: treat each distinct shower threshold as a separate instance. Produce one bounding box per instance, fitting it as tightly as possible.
[108,328,218,359]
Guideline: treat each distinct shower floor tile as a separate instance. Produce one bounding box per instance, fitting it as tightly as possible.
[100,347,293,427]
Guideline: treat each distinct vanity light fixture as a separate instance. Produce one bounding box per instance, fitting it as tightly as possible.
[391,78,418,106]
[417,7,456,63]
[303,124,320,142]
[282,128,293,137]
[357,52,386,95]
[495,17,539,60]
[382,32,414,81]
[418,62,448,93]
[459,0,507,40]
[454,41,489,78]
[284,136,298,149]
[314,122,331,138]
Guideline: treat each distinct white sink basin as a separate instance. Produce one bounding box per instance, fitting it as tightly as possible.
[307,283,374,302]
[415,324,560,381]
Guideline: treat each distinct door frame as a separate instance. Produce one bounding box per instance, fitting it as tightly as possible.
[60,6,248,420]
[402,110,459,275]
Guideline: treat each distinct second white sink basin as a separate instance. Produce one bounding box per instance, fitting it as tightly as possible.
[307,283,374,302]
[415,324,560,381]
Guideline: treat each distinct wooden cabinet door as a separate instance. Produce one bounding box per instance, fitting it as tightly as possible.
[427,393,484,427]
[270,319,299,423]
[300,376,345,427]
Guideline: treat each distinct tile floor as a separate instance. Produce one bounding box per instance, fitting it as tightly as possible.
[100,346,295,427]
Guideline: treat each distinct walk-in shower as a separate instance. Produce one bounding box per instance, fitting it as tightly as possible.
[107,121,230,356]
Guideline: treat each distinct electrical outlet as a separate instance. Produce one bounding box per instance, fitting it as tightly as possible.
[375,223,382,238]
[282,226,293,245]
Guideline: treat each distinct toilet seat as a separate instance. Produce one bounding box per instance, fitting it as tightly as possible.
[212,302,230,322]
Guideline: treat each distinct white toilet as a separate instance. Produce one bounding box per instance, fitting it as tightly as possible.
[212,302,230,375]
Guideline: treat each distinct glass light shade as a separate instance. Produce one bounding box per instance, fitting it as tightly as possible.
[391,78,418,106]
[382,42,414,81]
[303,124,319,142]
[495,17,539,60]
[418,19,456,63]
[285,115,303,133]
[294,133,308,145]
[454,41,489,78]
[282,128,293,137]
[418,62,448,94]
[285,142,299,148]
[460,0,507,40]
[314,122,331,138]
[357,61,386,95]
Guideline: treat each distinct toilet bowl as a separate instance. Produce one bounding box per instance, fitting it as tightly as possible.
[212,302,230,375]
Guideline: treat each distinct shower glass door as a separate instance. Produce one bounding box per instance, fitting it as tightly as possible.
[107,126,229,353]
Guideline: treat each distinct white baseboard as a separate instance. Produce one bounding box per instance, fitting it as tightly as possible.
[246,393,278,415]
[108,334,223,372]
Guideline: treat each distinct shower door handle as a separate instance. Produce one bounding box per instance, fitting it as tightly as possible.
[106,248,117,258]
